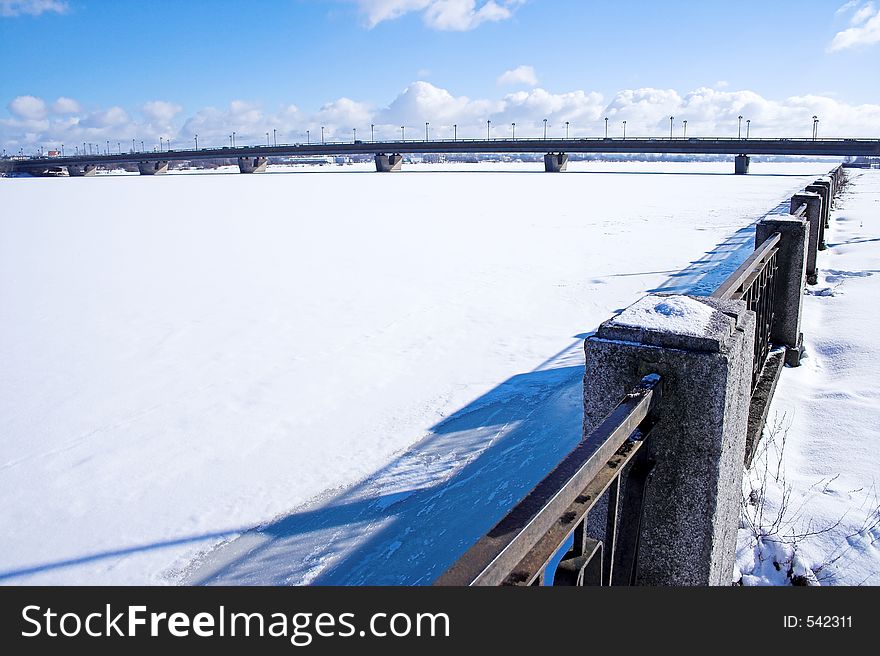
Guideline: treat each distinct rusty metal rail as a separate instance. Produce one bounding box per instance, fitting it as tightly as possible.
[434,374,661,586]
[712,231,780,389]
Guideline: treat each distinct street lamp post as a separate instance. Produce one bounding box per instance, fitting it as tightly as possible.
[400,125,405,141]
[604,116,608,138]
[738,115,743,139]
[117,141,121,154]
[371,124,375,143]
[746,119,750,139]
[565,121,570,139]
[487,120,491,140]
[543,118,548,140]
[194,134,198,150]
[266,132,270,146]
[353,127,357,142]
[232,131,236,147]
[132,138,135,152]
[683,119,687,138]
[669,116,674,139]
[273,128,277,146]
[321,126,325,144]
[307,129,310,145]
[141,141,144,152]
[511,122,516,140]
[812,115,819,140]
[453,123,457,141]
[622,120,627,139]
[425,121,429,141]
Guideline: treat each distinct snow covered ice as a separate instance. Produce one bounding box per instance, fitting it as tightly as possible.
[0,160,838,584]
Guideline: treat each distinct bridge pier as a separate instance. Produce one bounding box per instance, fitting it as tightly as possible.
[734,154,750,175]
[67,164,97,177]
[238,156,268,173]
[543,153,569,172]
[137,161,169,175]
[375,153,403,172]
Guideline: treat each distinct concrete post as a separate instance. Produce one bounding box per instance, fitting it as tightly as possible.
[755,215,809,365]
[583,294,755,585]
[734,154,750,175]
[137,161,169,175]
[790,191,822,285]
[374,153,403,172]
[238,156,268,173]
[67,164,97,177]
[811,179,832,228]
[543,153,569,172]
[805,183,829,249]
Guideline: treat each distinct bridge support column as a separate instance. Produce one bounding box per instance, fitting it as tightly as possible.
[790,191,822,285]
[584,295,755,585]
[543,153,569,172]
[137,161,169,175]
[805,182,830,249]
[734,154,750,175]
[374,153,402,172]
[67,164,97,177]
[756,216,809,366]
[238,156,268,173]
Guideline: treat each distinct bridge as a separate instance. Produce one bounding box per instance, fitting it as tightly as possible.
[7,137,880,176]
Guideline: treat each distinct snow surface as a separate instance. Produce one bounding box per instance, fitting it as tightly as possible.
[0,160,832,585]
[735,168,880,586]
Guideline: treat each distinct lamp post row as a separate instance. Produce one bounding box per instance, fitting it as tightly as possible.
[30,116,827,156]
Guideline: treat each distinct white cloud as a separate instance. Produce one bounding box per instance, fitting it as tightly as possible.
[51,96,80,114]
[355,0,523,31]
[0,0,67,17]
[497,65,538,87]
[4,83,880,152]
[142,100,182,124]
[836,0,859,14]
[828,2,880,50]
[9,95,47,119]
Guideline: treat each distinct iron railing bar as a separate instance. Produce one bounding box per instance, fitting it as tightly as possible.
[792,202,808,218]
[433,375,661,586]
[729,265,765,302]
[603,474,621,585]
[712,231,781,300]
[506,436,648,586]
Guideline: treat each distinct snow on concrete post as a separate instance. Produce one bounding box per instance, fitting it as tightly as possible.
[756,215,809,365]
[790,191,822,285]
[583,294,755,585]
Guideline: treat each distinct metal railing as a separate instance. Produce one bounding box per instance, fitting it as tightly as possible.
[712,232,781,389]
[435,374,661,586]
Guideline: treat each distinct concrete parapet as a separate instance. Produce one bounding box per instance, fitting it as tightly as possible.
[238,156,268,173]
[374,153,403,172]
[67,164,97,177]
[790,191,822,285]
[584,294,755,585]
[810,179,832,228]
[734,154,750,175]
[756,216,808,364]
[137,161,169,175]
[804,183,829,249]
[543,153,569,172]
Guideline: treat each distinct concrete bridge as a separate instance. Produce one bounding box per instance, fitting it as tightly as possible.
[8,137,880,176]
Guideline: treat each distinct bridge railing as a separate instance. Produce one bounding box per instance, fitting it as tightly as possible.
[434,375,661,586]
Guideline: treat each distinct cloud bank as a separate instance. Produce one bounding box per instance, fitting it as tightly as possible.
[0,0,67,17]
[3,81,879,153]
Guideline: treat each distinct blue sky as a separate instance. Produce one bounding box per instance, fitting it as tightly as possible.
[1,0,879,150]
